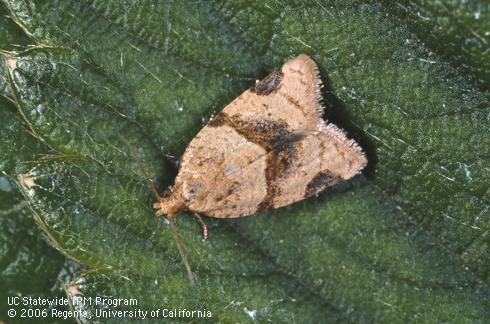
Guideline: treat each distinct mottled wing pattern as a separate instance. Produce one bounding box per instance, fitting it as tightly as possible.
[223,54,324,132]
[172,54,366,218]
[273,123,367,209]
[176,125,268,217]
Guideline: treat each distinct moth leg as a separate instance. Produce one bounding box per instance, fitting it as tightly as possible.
[192,213,208,241]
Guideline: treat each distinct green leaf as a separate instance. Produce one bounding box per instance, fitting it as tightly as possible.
[0,1,30,50]
[0,1,30,100]
[0,6,73,322]
[4,0,489,322]
[0,96,70,322]
[380,0,490,96]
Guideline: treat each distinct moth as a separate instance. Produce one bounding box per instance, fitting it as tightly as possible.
[153,54,367,233]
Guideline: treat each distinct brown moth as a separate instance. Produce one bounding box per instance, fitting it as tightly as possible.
[154,54,367,228]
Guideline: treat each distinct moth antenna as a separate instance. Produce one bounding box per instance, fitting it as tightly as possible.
[168,215,195,285]
[192,213,208,241]
[120,136,194,283]
[119,136,162,200]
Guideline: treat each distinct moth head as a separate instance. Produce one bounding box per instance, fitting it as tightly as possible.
[153,194,185,217]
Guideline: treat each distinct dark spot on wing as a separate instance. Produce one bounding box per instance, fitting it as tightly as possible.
[251,70,283,95]
[305,172,341,197]
[207,112,226,127]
